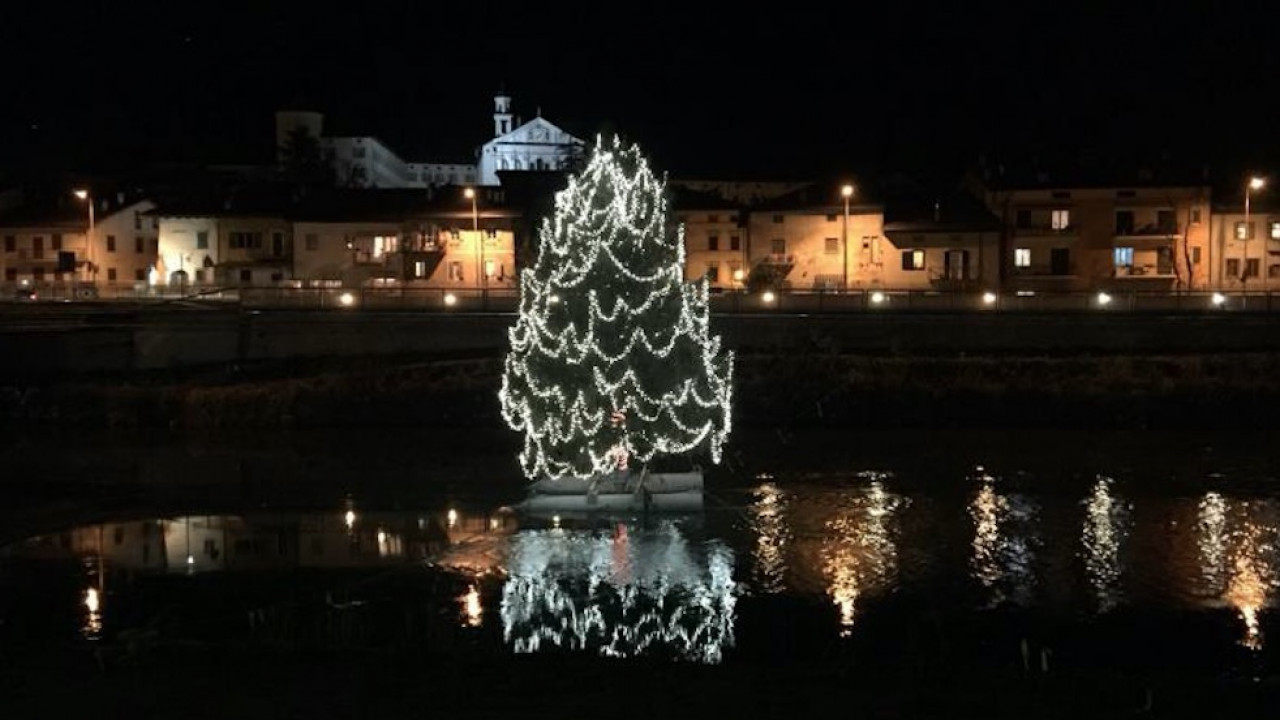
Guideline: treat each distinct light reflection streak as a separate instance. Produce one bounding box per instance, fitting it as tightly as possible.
[1081,475,1129,612]
[1197,493,1278,650]
[82,587,102,639]
[748,482,790,593]
[461,583,483,627]
[821,477,902,635]
[499,521,737,664]
[969,470,1037,607]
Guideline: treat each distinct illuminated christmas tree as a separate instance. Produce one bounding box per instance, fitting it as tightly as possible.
[499,136,733,481]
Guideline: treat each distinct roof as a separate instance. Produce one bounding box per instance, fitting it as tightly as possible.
[668,186,742,211]
[881,179,1002,233]
[751,182,883,213]
[0,185,151,228]
[148,183,525,222]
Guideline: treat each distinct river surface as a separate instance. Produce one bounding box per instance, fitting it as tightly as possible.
[2,427,1280,683]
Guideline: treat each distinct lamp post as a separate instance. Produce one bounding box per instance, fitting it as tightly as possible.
[73,189,94,285]
[841,184,854,292]
[1243,176,1265,304]
[464,187,482,295]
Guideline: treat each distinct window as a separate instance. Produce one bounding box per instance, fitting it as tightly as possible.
[305,233,319,251]
[1271,221,1280,240]
[33,268,44,282]
[1051,209,1070,230]
[901,250,925,270]
[1157,210,1177,233]
[106,235,116,252]
[1226,258,1240,278]
[708,214,719,223]
[705,262,719,283]
[1015,209,1031,228]
[708,235,719,251]
[448,261,464,281]
[135,237,144,253]
[726,214,737,223]
[135,268,145,281]
[1115,211,1135,235]
[1235,221,1253,240]
[134,213,142,230]
[729,235,740,251]
[1246,258,1260,277]
[1270,264,1280,278]
[770,238,786,255]
[229,232,262,249]
[3,268,14,281]
[3,236,13,252]
[32,236,43,259]
[107,268,117,281]
[772,214,784,224]
[1192,247,1202,265]
[1014,248,1031,267]
[51,234,62,251]
[825,237,839,255]
[1192,208,1202,224]
[196,231,209,250]
[414,261,427,278]
[1051,191,1071,200]
[1114,247,1134,267]
[239,269,252,283]
[826,214,838,222]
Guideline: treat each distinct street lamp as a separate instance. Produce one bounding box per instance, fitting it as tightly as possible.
[464,187,482,295]
[841,184,854,292]
[73,189,94,285]
[1243,176,1265,302]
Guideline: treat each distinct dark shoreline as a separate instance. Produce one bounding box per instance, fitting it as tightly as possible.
[4,351,1280,431]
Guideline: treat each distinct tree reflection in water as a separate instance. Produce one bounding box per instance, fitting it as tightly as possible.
[499,520,738,663]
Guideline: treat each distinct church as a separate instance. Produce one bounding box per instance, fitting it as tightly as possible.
[476,92,585,186]
[277,92,584,189]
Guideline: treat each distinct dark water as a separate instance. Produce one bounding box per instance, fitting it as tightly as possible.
[3,427,1280,689]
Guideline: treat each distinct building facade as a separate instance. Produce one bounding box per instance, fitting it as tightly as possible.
[477,93,585,186]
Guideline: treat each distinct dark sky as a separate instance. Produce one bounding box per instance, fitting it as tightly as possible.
[2,4,1278,183]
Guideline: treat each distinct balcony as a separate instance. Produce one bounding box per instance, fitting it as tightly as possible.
[1115,222,1179,239]
[1011,224,1077,238]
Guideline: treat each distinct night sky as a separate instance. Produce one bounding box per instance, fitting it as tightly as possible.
[2,4,1277,184]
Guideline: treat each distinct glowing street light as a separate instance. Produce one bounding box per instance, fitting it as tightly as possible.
[1242,176,1266,303]
[338,291,355,307]
[982,291,998,306]
[464,187,483,296]
[1096,291,1112,307]
[73,189,94,284]
[761,290,776,304]
[840,184,854,292]
[870,291,886,305]
[444,292,458,307]
[1212,292,1227,307]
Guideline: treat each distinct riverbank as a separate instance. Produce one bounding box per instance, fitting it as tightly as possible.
[4,350,1280,430]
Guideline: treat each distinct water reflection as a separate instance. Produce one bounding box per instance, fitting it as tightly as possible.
[820,475,903,635]
[1081,475,1130,612]
[499,520,737,664]
[969,469,1038,607]
[748,480,790,593]
[1196,492,1280,649]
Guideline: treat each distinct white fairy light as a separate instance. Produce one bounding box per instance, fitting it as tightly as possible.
[499,136,734,480]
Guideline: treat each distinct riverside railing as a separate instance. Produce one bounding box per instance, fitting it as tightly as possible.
[7,284,1280,314]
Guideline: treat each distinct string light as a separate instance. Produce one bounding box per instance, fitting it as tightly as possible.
[499,136,733,479]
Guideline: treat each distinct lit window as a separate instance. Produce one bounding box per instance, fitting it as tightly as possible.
[1051,209,1070,230]
[414,261,427,278]
[447,261,464,281]
[1271,221,1280,240]
[1114,247,1134,267]
[901,250,925,270]
[1014,248,1031,267]
[1236,221,1253,240]
[484,259,496,278]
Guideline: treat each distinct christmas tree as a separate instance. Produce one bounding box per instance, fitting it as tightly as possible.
[499,136,733,481]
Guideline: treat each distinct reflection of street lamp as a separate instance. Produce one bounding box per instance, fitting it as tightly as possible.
[73,189,94,284]
[841,184,854,292]
[1242,176,1265,301]
[464,187,482,293]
